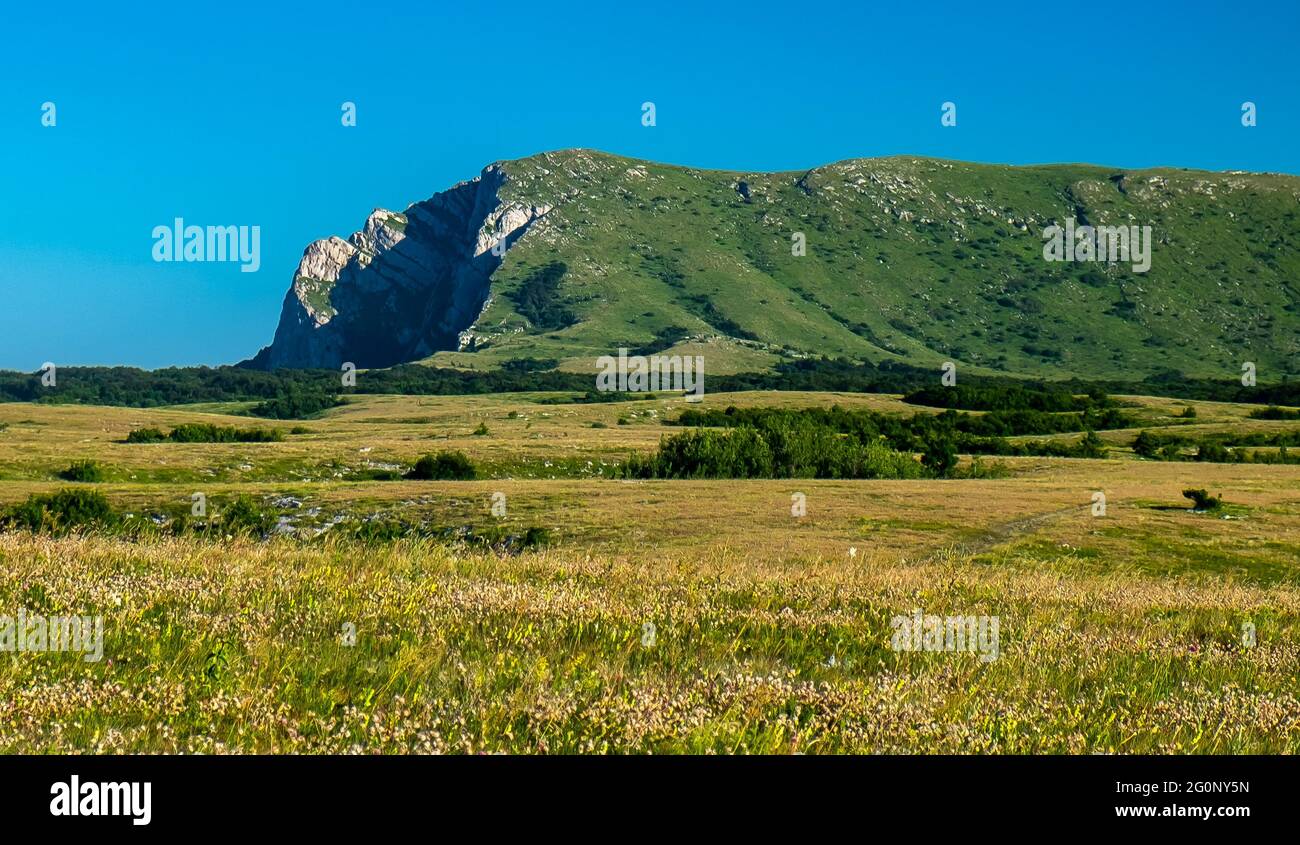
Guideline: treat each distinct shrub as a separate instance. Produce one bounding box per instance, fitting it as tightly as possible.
[356,468,402,481]
[167,423,283,443]
[1076,430,1108,459]
[1,489,117,533]
[506,262,574,330]
[473,422,490,436]
[129,424,284,443]
[520,526,551,548]
[1195,442,1231,462]
[1131,430,1161,458]
[405,451,477,480]
[59,460,106,482]
[1248,406,1300,420]
[636,427,774,479]
[921,436,958,477]
[1158,442,1183,461]
[955,456,1012,479]
[221,496,275,535]
[248,391,342,420]
[1182,489,1223,511]
[125,427,167,443]
[623,424,923,480]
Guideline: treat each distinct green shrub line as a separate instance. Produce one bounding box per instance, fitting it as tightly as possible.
[4,358,1300,409]
[1132,429,1300,463]
[0,489,118,534]
[247,390,343,419]
[1249,406,1300,421]
[669,405,1113,461]
[622,425,929,479]
[126,423,285,443]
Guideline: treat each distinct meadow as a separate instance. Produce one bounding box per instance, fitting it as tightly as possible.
[0,389,1297,753]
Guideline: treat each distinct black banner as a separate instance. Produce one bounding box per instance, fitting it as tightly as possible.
[1,754,1281,832]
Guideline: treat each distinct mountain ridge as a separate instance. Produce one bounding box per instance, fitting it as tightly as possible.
[248,149,1300,381]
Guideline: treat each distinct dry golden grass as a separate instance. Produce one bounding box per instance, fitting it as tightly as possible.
[0,392,1297,753]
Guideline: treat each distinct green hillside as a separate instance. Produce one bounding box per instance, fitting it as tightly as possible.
[437,150,1300,380]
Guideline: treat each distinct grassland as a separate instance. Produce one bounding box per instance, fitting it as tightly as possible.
[1,391,1298,753]
[424,150,1300,381]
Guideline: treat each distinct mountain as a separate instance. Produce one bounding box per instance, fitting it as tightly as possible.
[247,149,1300,381]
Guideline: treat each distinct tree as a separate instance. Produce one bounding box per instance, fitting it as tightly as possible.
[1182,489,1222,511]
[1077,430,1107,459]
[922,436,959,477]
[1132,430,1161,459]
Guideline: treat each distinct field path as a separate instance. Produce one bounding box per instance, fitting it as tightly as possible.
[925,502,1088,561]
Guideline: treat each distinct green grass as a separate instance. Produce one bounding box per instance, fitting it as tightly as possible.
[400,150,1300,382]
[0,532,1295,753]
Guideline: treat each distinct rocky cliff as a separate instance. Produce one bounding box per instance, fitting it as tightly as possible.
[248,164,551,369]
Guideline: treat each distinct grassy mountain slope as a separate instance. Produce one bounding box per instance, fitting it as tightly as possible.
[435,150,1300,380]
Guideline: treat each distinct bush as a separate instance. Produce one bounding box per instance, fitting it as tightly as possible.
[1,489,117,533]
[1195,442,1231,462]
[1076,430,1108,459]
[955,456,1012,479]
[221,496,275,535]
[356,468,402,481]
[921,436,958,477]
[1132,430,1161,458]
[506,262,575,330]
[167,423,283,443]
[1248,406,1300,420]
[623,424,923,480]
[473,422,490,436]
[520,526,551,548]
[129,424,284,443]
[59,459,106,482]
[903,384,1108,412]
[1182,489,1223,511]
[248,390,342,420]
[405,451,477,480]
[125,427,167,443]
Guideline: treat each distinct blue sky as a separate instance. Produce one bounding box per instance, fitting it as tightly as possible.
[1,0,1296,369]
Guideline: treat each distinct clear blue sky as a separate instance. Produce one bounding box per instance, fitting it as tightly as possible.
[1,0,1296,369]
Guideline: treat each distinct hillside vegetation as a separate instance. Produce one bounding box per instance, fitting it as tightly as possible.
[448,150,1300,380]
